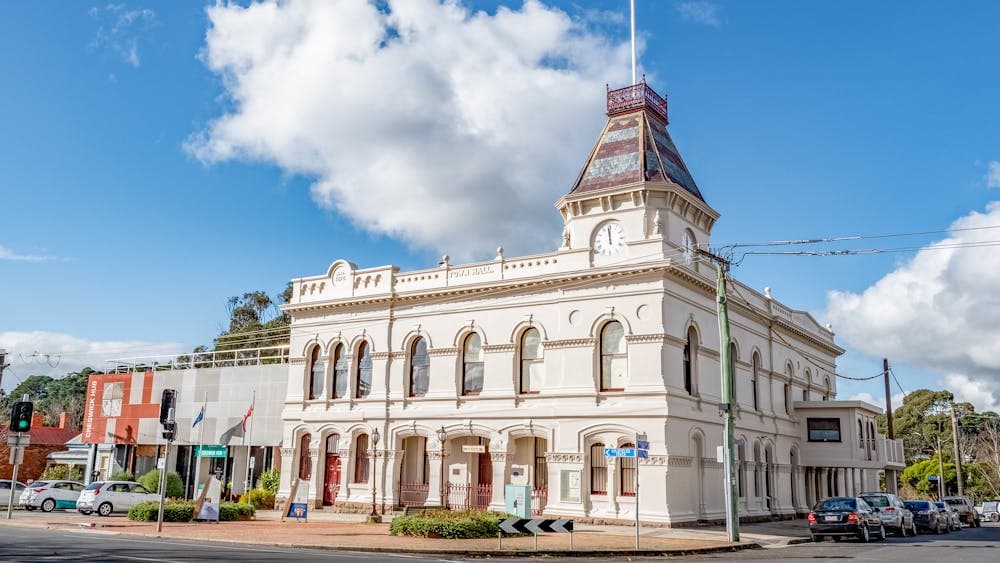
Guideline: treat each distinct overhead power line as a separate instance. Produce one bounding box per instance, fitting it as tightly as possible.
[723,223,1000,249]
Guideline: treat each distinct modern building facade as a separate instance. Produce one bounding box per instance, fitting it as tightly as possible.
[277,81,904,524]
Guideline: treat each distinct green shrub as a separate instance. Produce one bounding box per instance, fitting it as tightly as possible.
[256,468,280,494]
[390,510,511,539]
[40,465,84,482]
[127,500,255,522]
[110,470,135,482]
[127,500,194,522]
[238,488,276,510]
[137,469,184,499]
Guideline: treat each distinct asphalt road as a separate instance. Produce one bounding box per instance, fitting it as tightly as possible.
[678,522,1000,561]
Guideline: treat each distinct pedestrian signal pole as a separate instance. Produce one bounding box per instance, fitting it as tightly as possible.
[157,389,177,533]
[698,249,740,542]
[6,395,33,520]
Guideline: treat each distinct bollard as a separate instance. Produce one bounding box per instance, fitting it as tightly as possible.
[534,530,538,551]
[570,530,574,550]
[498,531,502,551]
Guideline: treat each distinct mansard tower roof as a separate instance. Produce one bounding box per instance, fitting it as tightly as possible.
[569,79,704,201]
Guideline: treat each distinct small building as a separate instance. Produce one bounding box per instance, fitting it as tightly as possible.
[1,412,80,482]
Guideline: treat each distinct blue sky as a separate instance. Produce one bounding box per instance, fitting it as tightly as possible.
[2,1,999,409]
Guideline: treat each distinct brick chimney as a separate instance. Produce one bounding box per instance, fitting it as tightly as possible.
[59,412,69,429]
[32,412,45,428]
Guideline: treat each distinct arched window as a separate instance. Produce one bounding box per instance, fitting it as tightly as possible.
[462,333,484,395]
[858,419,864,449]
[353,434,370,483]
[298,433,312,480]
[783,364,793,415]
[803,370,811,401]
[869,421,877,452]
[823,376,831,401]
[331,343,348,399]
[307,345,324,400]
[753,443,761,497]
[728,341,738,402]
[355,341,372,398]
[683,326,697,394]
[619,442,637,496]
[408,337,429,397]
[600,321,627,391]
[519,328,543,394]
[590,443,607,494]
[751,352,761,411]
[737,442,746,498]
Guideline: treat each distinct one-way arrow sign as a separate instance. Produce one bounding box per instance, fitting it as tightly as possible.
[499,518,574,535]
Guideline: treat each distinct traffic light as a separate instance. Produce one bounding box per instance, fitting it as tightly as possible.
[159,389,176,425]
[10,401,33,432]
[162,421,176,442]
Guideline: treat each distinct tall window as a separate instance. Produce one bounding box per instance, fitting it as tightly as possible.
[332,344,348,399]
[783,383,791,415]
[462,333,484,395]
[409,338,429,397]
[619,442,637,496]
[823,377,831,401]
[534,438,548,488]
[751,352,761,411]
[101,382,123,417]
[683,327,697,394]
[803,370,811,401]
[737,443,746,498]
[728,342,738,402]
[600,321,627,391]
[858,419,865,449]
[753,444,761,497]
[356,341,372,398]
[519,328,544,394]
[308,345,325,400]
[353,434,370,483]
[590,443,607,494]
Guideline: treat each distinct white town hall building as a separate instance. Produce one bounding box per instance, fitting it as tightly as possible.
[276,81,904,525]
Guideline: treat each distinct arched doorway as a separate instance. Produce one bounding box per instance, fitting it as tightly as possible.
[298,434,312,480]
[789,448,800,511]
[323,434,341,506]
[764,445,775,513]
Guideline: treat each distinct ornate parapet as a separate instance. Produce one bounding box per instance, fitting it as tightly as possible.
[545,452,585,464]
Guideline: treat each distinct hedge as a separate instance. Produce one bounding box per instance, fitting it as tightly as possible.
[390,510,515,539]
[238,488,276,510]
[256,468,280,494]
[137,469,185,499]
[127,501,256,522]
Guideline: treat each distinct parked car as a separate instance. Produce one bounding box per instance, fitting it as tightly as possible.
[0,479,27,507]
[860,492,917,537]
[935,502,962,531]
[977,500,1000,522]
[76,481,159,516]
[18,480,85,512]
[942,496,981,527]
[904,500,948,534]
[808,497,887,542]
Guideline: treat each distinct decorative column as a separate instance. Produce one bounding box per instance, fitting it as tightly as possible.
[381,449,404,508]
[277,447,295,503]
[335,448,351,503]
[426,447,446,506]
[487,440,511,512]
[308,444,322,508]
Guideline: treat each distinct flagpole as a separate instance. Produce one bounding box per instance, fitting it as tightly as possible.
[244,390,256,494]
[192,393,207,500]
[630,0,636,84]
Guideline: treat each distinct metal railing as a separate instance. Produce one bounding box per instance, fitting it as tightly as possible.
[446,483,492,511]
[399,482,430,507]
[607,80,668,122]
[531,486,547,516]
[105,345,290,373]
[879,437,905,465]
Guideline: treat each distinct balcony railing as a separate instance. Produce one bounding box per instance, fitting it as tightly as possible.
[105,345,290,373]
[607,79,668,122]
[879,437,905,465]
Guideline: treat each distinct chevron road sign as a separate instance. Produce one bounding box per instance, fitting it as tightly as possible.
[500,518,574,535]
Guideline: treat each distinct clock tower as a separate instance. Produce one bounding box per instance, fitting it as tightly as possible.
[555,79,719,267]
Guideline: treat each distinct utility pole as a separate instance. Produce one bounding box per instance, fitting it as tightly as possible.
[936,436,945,499]
[0,349,9,394]
[882,358,898,493]
[698,249,739,543]
[950,405,964,497]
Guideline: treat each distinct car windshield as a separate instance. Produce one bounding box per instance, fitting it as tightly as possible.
[84,482,102,491]
[934,502,948,510]
[945,499,965,506]
[861,495,889,507]
[984,502,998,511]
[815,498,857,511]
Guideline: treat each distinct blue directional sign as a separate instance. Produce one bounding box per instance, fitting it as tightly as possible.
[604,448,637,457]
[637,449,648,459]
[636,440,650,451]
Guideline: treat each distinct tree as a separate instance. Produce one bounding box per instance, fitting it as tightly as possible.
[0,369,95,429]
[972,418,1000,499]
[189,283,292,354]
[885,389,958,462]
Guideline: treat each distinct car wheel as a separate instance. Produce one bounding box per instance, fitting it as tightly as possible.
[911,521,918,537]
[97,502,113,517]
[877,525,887,541]
[41,499,56,513]
[78,510,91,515]
[860,525,871,543]
[811,534,823,542]
[24,506,34,512]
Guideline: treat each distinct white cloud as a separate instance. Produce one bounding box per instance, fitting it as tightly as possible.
[0,331,184,390]
[941,373,1000,413]
[90,4,157,68]
[187,0,631,260]
[987,161,1000,188]
[826,202,1000,413]
[675,1,721,27]
[0,244,57,262]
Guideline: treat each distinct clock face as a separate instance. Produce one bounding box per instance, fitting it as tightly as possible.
[593,222,626,256]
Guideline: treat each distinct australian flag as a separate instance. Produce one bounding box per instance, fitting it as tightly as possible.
[192,404,206,428]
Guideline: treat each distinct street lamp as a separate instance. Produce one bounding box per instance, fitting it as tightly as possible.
[370,426,381,521]
[437,426,448,508]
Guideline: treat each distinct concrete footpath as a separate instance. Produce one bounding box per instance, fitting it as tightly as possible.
[0,510,811,557]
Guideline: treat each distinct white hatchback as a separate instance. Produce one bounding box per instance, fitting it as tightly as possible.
[76,481,159,516]
[0,479,27,507]
[19,480,85,512]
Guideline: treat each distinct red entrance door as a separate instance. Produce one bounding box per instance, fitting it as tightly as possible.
[323,454,341,506]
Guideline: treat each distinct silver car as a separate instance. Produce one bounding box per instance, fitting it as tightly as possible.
[934,501,962,531]
[76,480,159,516]
[860,492,917,536]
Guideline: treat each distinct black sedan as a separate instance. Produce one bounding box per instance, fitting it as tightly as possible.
[808,497,887,542]
[904,500,949,534]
